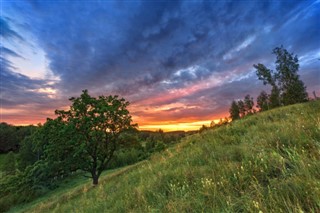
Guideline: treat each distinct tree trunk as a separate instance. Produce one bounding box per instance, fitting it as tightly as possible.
[92,174,99,185]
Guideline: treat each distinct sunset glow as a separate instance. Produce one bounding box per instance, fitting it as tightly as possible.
[138,120,217,132]
[1,1,319,131]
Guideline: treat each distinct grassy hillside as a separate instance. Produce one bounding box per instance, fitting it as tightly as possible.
[13,100,320,212]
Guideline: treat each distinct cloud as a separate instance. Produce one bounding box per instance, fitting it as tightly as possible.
[0,46,23,58]
[0,17,24,40]
[0,17,61,124]
[2,0,320,127]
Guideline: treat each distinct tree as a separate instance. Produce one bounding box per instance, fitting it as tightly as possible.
[254,46,308,106]
[256,91,269,111]
[269,86,281,108]
[3,151,16,175]
[210,120,216,128]
[244,94,255,115]
[18,135,39,171]
[273,47,308,104]
[237,100,246,118]
[0,123,18,153]
[51,90,134,185]
[34,118,80,178]
[218,117,229,126]
[229,100,240,120]
[199,125,209,133]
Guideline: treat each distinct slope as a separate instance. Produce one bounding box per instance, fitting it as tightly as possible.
[13,100,320,212]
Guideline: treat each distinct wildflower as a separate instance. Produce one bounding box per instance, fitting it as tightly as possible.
[201,178,214,188]
[253,200,259,208]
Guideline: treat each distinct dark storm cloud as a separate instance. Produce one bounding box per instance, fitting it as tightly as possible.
[2,3,251,89]
[3,0,320,125]
[20,0,316,97]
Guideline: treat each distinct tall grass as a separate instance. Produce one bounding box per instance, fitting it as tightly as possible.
[13,100,320,212]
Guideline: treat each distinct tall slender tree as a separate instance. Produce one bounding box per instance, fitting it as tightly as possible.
[254,46,308,107]
[229,100,240,120]
[256,91,269,111]
[237,100,246,118]
[244,94,255,115]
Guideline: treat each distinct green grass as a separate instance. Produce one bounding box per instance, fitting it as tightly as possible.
[11,100,320,212]
[9,162,146,213]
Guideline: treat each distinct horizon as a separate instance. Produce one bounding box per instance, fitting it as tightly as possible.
[1,0,319,131]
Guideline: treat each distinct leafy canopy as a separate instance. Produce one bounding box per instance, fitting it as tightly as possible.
[254,46,308,106]
[48,90,134,185]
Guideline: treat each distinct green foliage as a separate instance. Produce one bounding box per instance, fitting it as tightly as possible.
[0,123,36,153]
[15,125,37,146]
[254,46,308,107]
[145,140,157,152]
[199,125,209,133]
[0,123,17,153]
[273,46,308,104]
[0,160,54,212]
[254,63,276,86]
[206,118,230,133]
[269,86,281,108]
[154,141,166,152]
[2,151,16,176]
[52,90,135,185]
[229,100,240,120]
[1,127,187,212]
[15,100,320,213]
[229,94,256,120]
[0,123,18,153]
[243,94,255,115]
[18,135,39,171]
[17,119,79,178]
[118,130,140,149]
[109,148,146,169]
[237,100,246,117]
[256,90,269,111]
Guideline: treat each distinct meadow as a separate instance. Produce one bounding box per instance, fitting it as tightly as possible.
[8,100,320,212]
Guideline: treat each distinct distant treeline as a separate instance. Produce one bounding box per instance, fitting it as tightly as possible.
[0,123,37,153]
[0,122,192,155]
[0,123,191,211]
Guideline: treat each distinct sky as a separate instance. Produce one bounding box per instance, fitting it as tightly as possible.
[1,0,319,131]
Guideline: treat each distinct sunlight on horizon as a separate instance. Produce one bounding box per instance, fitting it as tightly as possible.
[138,119,222,132]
